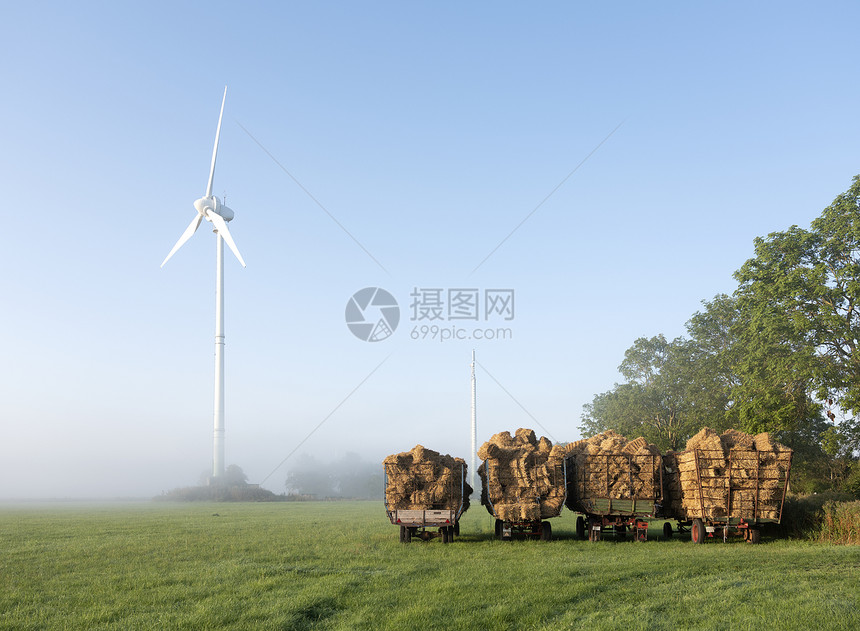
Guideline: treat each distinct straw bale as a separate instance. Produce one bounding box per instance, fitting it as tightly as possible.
[549,444,568,459]
[753,432,776,452]
[622,437,648,454]
[515,428,538,446]
[540,495,565,518]
[720,429,755,451]
[599,437,623,452]
[686,427,724,453]
[495,501,542,522]
[478,442,501,461]
[537,436,552,454]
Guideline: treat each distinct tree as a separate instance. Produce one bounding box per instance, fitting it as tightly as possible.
[198,464,250,486]
[582,334,729,451]
[820,424,855,486]
[285,454,333,497]
[330,452,383,499]
[223,464,248,486]
[284,453,383,499]
[733,174,860,452]
[687,295,740,403]
[581,382,676,448]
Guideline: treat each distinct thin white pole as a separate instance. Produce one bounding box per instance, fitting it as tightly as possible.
[213,232,225,479]
[470,349,476,492]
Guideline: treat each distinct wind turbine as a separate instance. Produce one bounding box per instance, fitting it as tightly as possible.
[161,86,246,482]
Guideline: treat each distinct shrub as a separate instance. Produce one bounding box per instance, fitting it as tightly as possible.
[779,491,854,539]
[155,485,287,502]
[818,500,860,545]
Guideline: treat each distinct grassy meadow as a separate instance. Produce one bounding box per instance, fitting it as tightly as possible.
[1,501,858,630]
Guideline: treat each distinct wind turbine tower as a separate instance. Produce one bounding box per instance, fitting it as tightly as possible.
[471,350,477,491]
[161,87,246,481]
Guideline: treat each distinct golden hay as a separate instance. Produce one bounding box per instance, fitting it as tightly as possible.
[564,432,663,503]
[384,445,472,511]
[671,428,792,521]
[686,427,724,453]
[478,428,565,521]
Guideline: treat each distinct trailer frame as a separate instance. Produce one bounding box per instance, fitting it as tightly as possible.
[667,448,793,544]
[384,462,467,544]
[565,452,664,542]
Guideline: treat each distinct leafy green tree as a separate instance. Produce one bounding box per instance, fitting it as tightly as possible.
[582,334,729,451]
[820,424,855,486]
[686,294,742,427]
[581,382,678,448]
[733,174,860,450]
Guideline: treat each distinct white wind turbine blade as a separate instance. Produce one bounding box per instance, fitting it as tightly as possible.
[161,213,204,267]
[205,86,228,198]
[208,210,246,267]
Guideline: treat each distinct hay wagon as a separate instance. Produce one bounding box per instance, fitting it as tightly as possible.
[384,460,468,544]
[482,457,566,542]
[664,447,793,544]
[564,452,664,542]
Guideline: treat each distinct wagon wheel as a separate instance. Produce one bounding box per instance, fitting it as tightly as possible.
[399,525,406,543]
[454,522,460,537]
[494,519,503,539]
[748,528,760,544]
[402,525,412,543]
[691,518,705,544]
[614,524,627,541]
[576,516,586,540]
[540,521,552,542]
[663,522,673,539]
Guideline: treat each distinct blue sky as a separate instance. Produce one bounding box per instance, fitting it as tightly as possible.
[2,2,859,497]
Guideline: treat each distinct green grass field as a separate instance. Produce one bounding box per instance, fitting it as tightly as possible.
[2,501,858,630]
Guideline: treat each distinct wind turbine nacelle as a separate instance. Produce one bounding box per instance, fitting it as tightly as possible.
[194,196,234,222]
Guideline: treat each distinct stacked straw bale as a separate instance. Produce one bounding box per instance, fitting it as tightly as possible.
[670,427,792,521]
[564,430,663,505]
[477,428,566,522]
[383,445,472,512]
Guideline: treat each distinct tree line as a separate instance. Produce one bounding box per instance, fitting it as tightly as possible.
[284,452,383,500]
[582,175,860,495]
